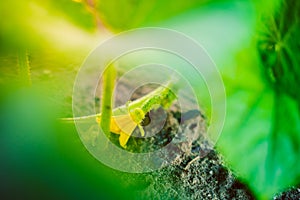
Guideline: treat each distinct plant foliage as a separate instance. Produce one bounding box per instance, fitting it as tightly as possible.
[218,0,300,198]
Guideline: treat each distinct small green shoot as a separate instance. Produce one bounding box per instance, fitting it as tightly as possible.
[17,49,31,86]
[100,63,116,135]
[62,77,179,148]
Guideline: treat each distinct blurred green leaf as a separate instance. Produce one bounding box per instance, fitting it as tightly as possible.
[218,0,300,198]
[0,0,101,54]
[0,87,133,199]
[257,0,300,102]
[97,0,218,31]
[45,0,96,32]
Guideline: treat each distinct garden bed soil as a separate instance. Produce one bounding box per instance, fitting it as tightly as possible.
[113,82,300,200]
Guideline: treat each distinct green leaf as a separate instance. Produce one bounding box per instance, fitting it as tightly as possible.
[96,0,217,31]
[257,0,300,101]
[45,0,97,31]
[218,1,300,198]
[218,82,300,199]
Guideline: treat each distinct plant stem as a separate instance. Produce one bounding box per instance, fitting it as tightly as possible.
[100,63,116,135]
[17,49,31,86]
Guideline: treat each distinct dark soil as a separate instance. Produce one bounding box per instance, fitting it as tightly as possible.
[274,187,300,200]
[110,82,300,200]
[120,110,255,200]
[111,83,255,199]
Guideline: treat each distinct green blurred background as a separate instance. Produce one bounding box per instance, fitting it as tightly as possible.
[1,0,299,199]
